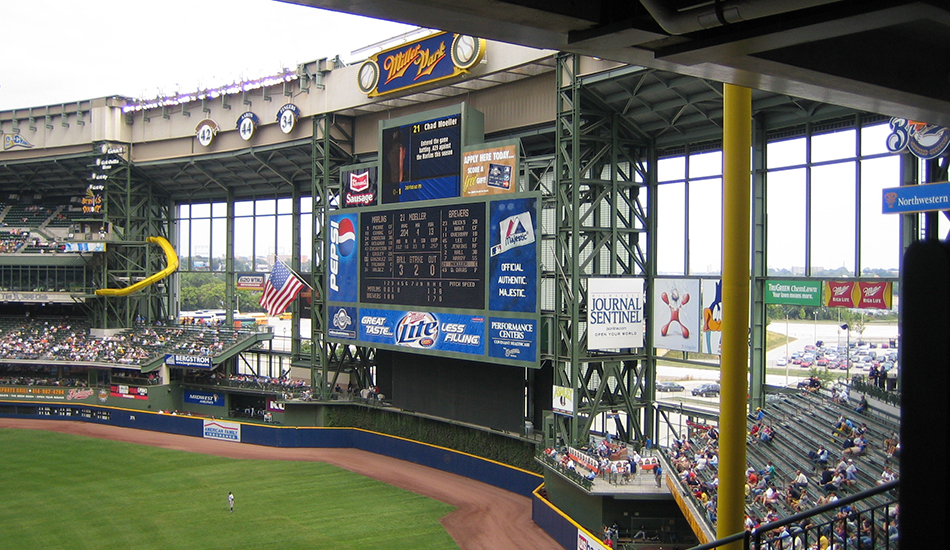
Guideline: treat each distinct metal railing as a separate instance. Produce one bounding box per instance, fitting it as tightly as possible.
[687,480,899,550]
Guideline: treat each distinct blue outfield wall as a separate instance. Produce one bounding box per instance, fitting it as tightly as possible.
[533,490,578,550]
[0,402,541,499]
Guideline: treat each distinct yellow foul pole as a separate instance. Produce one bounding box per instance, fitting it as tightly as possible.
[717,84,751,547]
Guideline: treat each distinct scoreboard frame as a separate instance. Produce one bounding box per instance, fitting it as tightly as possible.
[326,193,540,368]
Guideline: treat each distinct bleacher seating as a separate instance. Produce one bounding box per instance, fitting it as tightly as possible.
[669,387,900,535]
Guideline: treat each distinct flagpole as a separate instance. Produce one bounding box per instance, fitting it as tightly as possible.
[274,256,313,291]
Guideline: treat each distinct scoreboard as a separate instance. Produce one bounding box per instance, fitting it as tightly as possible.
[360,202,485,309]
[327,104,540,367]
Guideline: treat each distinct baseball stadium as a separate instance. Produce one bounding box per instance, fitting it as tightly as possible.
[1,2,944,549]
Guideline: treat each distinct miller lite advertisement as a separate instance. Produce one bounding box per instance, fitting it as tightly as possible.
[341,163,377,208]
[358,308,485,356]
[327,212,358,303]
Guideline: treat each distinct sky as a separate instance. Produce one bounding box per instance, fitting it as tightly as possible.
[0,0,417,111]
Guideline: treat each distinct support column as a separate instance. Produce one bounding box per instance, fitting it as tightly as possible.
[717,84,751,546]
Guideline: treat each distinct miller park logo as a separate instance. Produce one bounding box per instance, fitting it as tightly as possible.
[357,32,486,97]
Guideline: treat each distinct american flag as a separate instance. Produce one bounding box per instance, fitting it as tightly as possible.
[259,260,304,316]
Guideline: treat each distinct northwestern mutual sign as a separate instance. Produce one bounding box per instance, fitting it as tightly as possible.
[882,181,950,214]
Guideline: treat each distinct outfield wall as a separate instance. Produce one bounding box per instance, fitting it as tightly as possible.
[0,400,541,499]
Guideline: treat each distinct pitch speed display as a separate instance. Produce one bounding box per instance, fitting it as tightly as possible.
[360,202,485,309]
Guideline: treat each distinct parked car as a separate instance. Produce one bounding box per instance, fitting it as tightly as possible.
[656,381,685,392]
[692,383,720,397]
[776,357,788,366]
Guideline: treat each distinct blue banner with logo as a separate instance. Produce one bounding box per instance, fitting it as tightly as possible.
[882,181,950,214]
[488,317,537,364]
[184,390,225,407]
[328,213,359,303]
[358,308,485,356]
[489,197,538,312]
[328,306,358,339]
[165,354,213,369]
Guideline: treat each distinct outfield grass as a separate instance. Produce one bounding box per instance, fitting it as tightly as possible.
[0,429,458,550]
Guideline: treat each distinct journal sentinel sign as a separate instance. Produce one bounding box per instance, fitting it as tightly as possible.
[882,181,950,214]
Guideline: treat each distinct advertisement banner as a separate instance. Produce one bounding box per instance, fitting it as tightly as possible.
[358,308,485,356]
[236,273,265,291]
[701,279,723,356]
[183,390,225,407]
[881,181,950,214]
[266,399,285,412]
[0,292,80,304]
[62,242,106,253]
[111,385,148,400]
[489,197,537,313]
[824,280,893,309]
[552,385,574,417]
[462,142,517,197]
[203,419,241,442]
[328,212,359,303]
[328,306,359,340]
[359,32,485,97]
[586,278,644,350]
[341,163,378,208]
[652,278,701,353]
[0,386,67,401]
[488,317,537,363]
[764,280,822,305]
[856,281,893,309]
[577,529,610,550]
[165,354,213,369]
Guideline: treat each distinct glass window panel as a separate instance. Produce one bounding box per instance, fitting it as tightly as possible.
[234,201,254,217]
[766,168,806,274]
[658,156,685,182]
[811,129,856,163]
[767,137,806,169]
[234,218,254,271]
[688,151,722,179]
[178,220,191,270]
[178,204,190,218]
[212,202,226,217]
[256,199,276,216]
[811,162,856,275]
[276,215,293,257]
[277,197,293,214]
[255,216,276,268]
[191,203,211,218]
[191,218,211,270]
[300,212,313,270]
[300,196,312,214]
[861,122,892,157]
[688,178,722,275]
[860,157,900,272]
[657,181,685,275]
[211,218,226,271]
